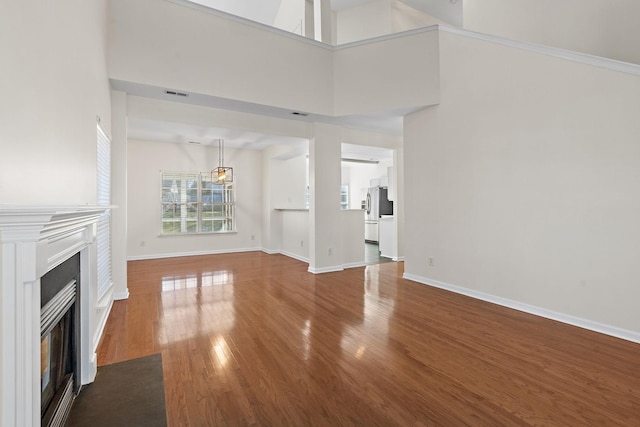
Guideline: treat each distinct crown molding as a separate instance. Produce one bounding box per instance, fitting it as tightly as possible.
[438,25,640,77]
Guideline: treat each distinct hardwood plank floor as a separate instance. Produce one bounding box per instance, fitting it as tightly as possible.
[97,252,640,426]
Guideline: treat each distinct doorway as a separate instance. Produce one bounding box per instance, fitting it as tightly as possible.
[341,143,395,265]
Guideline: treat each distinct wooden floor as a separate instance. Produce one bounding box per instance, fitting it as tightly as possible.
[97,252,640,426]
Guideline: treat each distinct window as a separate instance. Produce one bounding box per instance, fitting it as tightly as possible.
[340,185,349,210]
[161,171,235,234]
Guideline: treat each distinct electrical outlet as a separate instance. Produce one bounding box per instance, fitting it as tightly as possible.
[251,234,255,241]
[140,240,146,247]
[328,248,333,256]
[300,240,304,247]
[428,257,434,267]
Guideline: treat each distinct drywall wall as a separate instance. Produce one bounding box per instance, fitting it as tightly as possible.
[110,0,440,120]
[0,0,111,204]
[342,210,366,267]
[336,0,446,45]
[404,30,640,336]
[333,29,440,116]
[391,0,448,33]
[280,210,310,261]
[336,0,392,45]
[108,0,334,115]
[272,154,308,209]
[463,0,640,65]
[308,123,343,272]
[127,139,263,259]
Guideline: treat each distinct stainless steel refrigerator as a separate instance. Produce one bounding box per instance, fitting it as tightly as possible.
[364,186,393,243]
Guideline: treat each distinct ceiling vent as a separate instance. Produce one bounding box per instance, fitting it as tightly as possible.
[165,90,189,97]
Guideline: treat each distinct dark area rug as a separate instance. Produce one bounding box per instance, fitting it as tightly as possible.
[66,353,167,427]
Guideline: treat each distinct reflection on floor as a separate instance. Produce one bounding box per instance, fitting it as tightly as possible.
[365,242,392,265]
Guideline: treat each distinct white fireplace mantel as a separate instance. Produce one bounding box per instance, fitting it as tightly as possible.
[0,205,108,427]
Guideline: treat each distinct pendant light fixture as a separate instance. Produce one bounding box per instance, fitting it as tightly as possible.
[211,138,233,184]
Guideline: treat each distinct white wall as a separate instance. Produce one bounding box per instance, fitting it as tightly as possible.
[109,0,334,116]
[404,30,640,337]
[109,0,440,120]
[0,0,111,204]
[464,0,640,65]
[336,0,445,45]
[127,140,263,259]
[333,29,440,116]
[336,0,392,45]
[273,0,306,36]
[280,210,310,261]
[342,210,365,267]
[272,154,308,209]
[391,0,447,33]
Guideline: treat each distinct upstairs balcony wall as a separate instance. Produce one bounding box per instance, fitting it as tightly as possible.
[108,0,440,118]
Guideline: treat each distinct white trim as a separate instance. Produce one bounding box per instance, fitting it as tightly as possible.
[127,247,262,261]
[113,289,129,301]
[334,25,439,50]
[261,248,279,255]
[159,5,640,77]
[438,25,640,77]
[93,297,114,354]
[0,206,108,427]
[343,261,366,269]
[308,265,344,274]
[392,256,405,262]
[279,250,309,264]
[403,273,640,345]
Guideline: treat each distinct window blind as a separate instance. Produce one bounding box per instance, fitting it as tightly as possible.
[96,122,112,300]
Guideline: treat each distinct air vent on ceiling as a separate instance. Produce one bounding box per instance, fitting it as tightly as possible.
[341,158,379,165]
[165,90,189,97]
[291,111,308,117]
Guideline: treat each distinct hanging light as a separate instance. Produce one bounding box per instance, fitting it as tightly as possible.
[211,139,233,184]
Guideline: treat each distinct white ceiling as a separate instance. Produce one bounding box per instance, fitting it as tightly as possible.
[117,79,408,160]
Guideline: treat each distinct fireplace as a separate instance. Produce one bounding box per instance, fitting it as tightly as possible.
[0,206,108,427]
[40,253,80,427]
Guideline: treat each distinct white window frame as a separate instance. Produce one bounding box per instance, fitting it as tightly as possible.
[160,171,236,235]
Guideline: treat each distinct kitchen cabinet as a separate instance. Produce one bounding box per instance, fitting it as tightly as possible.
[378,216,394,258]
[365,220,378,243]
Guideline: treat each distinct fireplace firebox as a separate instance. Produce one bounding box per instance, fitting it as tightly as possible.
[40,253,81,427]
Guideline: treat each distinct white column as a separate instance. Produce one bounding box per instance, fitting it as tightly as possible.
[110,90,129,300]
[314,0,333,43]
[308,123,343,273]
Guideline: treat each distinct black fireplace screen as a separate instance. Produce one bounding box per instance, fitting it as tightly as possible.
[40,253,80,426]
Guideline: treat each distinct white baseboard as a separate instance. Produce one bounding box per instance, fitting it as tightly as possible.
[308,265,344,274]
[82,354,98,386]
[127,247,262,261]
[279,250,309,263]
[403,273,640,345]
[93,297,114,353]
[343,261,366,269]
[113,289,129,300]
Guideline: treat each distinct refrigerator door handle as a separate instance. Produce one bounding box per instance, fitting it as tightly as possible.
[366,192,371,215]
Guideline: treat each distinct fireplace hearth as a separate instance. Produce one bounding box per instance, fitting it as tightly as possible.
[0,206,108,427]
